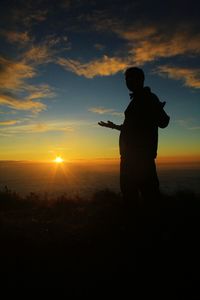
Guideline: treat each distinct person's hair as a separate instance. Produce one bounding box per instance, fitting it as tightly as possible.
[125,67,145,83]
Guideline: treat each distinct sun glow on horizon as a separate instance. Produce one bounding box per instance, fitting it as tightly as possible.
[54,156,64,163]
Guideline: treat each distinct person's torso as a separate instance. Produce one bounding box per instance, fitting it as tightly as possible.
[120,87,158,159]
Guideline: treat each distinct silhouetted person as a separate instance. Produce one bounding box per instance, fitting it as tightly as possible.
[99,67,170,211]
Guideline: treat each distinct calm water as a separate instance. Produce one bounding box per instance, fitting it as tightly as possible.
[0,161,200,197]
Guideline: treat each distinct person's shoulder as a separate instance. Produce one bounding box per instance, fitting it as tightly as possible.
[143,87,159,105]
[144,87,158,101]
[145,87,165,108]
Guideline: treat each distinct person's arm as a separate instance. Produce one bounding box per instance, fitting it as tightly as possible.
[157,102,170,128]
[98,120,122,131]
[151,94,170,128]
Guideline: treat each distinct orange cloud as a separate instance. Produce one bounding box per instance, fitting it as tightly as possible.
[0,94,46,113]
[57,25,200,79]
[0,57,36,91]
[121,28,200,65]
[0,51,54,113]
[89,17,200,66]
[116,25,157,41]
[0,119,20,126]
[0,120,74,135]
[0,36,56,91]
[32,122,74,133]
[24,45,53,64]
[92,15,200,63]
[26,84,55,100]
[0,30,31,44]
[156,65,200,88]
[57,55,128,78]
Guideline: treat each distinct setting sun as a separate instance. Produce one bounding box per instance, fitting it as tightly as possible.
[54,156,64,163]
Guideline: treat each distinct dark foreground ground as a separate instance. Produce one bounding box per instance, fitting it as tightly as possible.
[0,187,200,296]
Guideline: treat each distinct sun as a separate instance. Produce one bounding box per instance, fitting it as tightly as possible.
[54,156,64,163]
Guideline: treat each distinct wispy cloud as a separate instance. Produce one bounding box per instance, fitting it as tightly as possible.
[57,23,200,80]
[0,56,53,113]
[115,25,157,42]
[14,5,48,27]
[23,44,53,64]
[58,55,128,78]
[0,110,17,115]
[0,120,74,136]
[133,33,200,65]
[25,10,48,24]
[0,119,20,126]
[26,84,55,99]
[156,66,200,88]
[89,107,123,116]
[174,118,200,130]
[0,43,55,113]
[175,119,193,128]
[0,29,71,115]
[94,43,106,51]
[188,126,200,130]
[0,56,36,91]
[115,25,200,65]
[0,94,47,113]
[0,30,31,44]
[87,10,200,64]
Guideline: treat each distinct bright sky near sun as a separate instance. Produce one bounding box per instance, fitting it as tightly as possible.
[0,0,200,162]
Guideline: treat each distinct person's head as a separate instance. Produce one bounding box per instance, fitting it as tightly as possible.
[124,67,145,92]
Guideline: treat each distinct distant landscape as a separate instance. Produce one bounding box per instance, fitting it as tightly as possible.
[0,160,200,197]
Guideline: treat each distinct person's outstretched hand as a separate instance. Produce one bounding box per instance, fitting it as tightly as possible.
[98,120,115,129]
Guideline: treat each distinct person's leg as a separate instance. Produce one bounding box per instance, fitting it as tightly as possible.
[140,159,160,207]
[120,157,140,210]
[139,159,161,241]
[120,157,141,241]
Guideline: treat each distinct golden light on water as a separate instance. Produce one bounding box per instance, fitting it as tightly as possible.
[54,156,64,163]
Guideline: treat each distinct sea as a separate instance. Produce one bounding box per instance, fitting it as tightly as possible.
[0,160,200,198]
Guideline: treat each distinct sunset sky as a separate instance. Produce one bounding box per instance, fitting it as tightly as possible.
[0,0,200,162]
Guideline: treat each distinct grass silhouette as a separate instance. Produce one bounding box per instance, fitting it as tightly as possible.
[0,186,200,295]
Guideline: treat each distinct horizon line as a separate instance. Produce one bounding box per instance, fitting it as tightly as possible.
[1,156,200,164]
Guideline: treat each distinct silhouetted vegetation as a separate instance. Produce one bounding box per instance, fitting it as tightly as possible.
[0,186,200,295]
